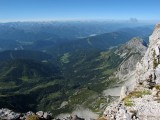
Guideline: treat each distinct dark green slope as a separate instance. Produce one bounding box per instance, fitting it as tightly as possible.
[59,49,122,87]
[0,48,123,114]
[49,49,125,114]
[0,50,53,61]
[51,37,147,114]
[0,59,59,82]
[0,37,147,115]
[0,58,63,112]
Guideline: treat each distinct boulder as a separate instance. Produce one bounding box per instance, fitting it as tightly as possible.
[43,112,52,119]
[36,111,44,118]
[120,86,129,100]
[143,81,150,88]
[152,87,158,97]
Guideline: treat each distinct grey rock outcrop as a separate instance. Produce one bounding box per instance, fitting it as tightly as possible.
[0,108,53,120]
[0,108,85,120]
[36,111,44,118]
[43,112,52,119]
[119,86,129,100]
[0,108,20,120]
[115,37,147,81]
[103,37,147,98]
[103,24,160,120]
[135,24,160,85]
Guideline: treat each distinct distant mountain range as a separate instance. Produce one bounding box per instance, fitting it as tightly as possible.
[0,21,153,39]
[0,23,153,55]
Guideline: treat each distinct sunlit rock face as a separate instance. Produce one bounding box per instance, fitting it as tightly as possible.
[136,24,160,85]
[149,24,160,43]
[103,24,160,120]
[117,37,147,80]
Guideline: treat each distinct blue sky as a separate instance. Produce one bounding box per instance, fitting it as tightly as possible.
[0,0,160,22]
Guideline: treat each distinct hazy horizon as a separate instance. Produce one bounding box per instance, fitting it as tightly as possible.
[0,19,159,24]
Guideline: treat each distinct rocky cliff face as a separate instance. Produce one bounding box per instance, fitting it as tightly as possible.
[136,24,160,85]
[103,37,147,97]
[115,37,147,81]
[102,24,160,120]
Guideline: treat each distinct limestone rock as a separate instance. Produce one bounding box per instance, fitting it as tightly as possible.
[115,37,147,81]
[104,24,160,120]
[43,112,52,119]
[152,87,158,97]
[0,108,20,120]
[36,111,44,118]
[0,109,53,120]
[120,86,129,100]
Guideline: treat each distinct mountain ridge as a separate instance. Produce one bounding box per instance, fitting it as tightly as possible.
[102,24,160,120]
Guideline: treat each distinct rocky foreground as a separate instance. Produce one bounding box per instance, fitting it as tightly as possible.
[100,24,160,120]
[0,108,52,120]
[0,108,85,120]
